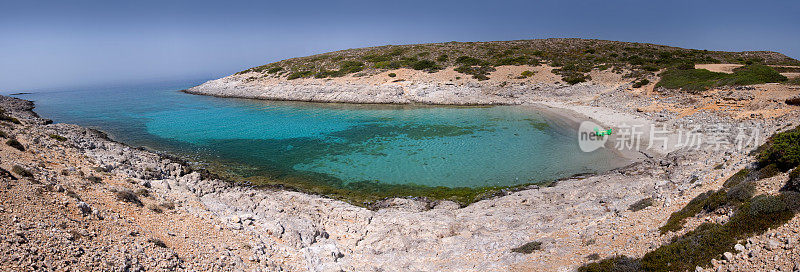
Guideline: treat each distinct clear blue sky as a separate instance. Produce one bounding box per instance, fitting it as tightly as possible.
[1,0,798,91]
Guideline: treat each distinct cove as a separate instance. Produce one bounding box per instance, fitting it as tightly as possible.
[17,83,629,205]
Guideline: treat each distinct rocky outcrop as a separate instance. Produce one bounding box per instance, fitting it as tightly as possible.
[2,79,798,271]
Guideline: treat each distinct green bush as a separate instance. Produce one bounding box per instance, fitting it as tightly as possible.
[628,197,653,212]
[112,188,143,206]
[511,241,542,254]
[520,70,535,78]
[787,168,800,192]
[0,113,21,124]
[579,256,641,272]
[287,71,314,80]
[723,169,749,188]
[436,54,448,62]
[727,181,755,204]
[49,134,67,142]
[388,73,396,78]
[632,79,650,88]
[12,165,33,178]
[656,64,787,92]
[0,131,7,138]
[6,138,24,151]
[455,56,483,66]
[267,67,283,74]
[411,60,440,71]
[454,65,495,80]
[756,126,800,171]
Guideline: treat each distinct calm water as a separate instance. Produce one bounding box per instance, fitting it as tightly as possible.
[15,82,627,188]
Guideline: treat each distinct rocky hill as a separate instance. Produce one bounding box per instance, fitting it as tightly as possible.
[186,38,800,104]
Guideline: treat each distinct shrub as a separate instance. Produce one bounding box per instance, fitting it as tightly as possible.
[0,114,21,124]
[287,71,314,80]
[411,60,439,71]
[563,74,590,85]
[520,70,535,78]
[454,65,495,80]
[757,126,800,171]
[511,241,542,254]
[632,79,650,88]
[135,188,150,197]
[436,54,448,62]
[660,190,720,233]
[723,169,749,188]
[6,139,24,151]
[112,188,143,206]
[148,238,167,248]
[12,165,33,178]
[160,200,176,210]
[786,167,800,192]
[0,131,7,138]
[455,56,483,66]
[87,175,102,183]
[656,64,787,92]
[727,181,756,204]
[579,255,641,272]
[49,134,67,142]
[388,73,397,78]
[267,67,283,74]
[147,203,163,213]
[628,197,653,212]
[787,96,800,106]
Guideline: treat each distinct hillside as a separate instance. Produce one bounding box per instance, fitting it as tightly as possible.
[234,38,799,84]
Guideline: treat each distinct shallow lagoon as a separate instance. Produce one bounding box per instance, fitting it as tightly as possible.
[18,83,627,202]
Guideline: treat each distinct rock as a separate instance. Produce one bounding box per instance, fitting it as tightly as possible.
[723,252,734,261]
[767,240,780,251]
[77,202,92,215]
[734,243,745,252]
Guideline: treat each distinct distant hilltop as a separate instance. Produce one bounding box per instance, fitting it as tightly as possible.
[186,38,800,104]
[233,38,799,84]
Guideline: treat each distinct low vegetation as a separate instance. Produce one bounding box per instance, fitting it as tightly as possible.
[580,125,800,272]
[628,197,653,212]
[233,38,799,85]
[6,138,25,151]
[631,79,650,88]
[511,241,542,254]
[11,165,33,178]
[655,64,788,92]
[111,188,143,207]
[49,134,68,141]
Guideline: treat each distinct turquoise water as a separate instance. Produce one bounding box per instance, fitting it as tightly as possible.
[15,82,627,189]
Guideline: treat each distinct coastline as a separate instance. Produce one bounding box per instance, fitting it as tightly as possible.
[2,77,799,271]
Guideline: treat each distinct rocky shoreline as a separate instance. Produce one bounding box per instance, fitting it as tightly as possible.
[2,77,800,271]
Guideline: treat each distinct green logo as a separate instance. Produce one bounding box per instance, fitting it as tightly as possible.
[593,127,612,137]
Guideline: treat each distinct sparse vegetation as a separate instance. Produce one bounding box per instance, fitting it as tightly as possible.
[656,64,787,92]
[756,125,800,172]
[87,175,102,183]
[511,241,542,254]
[111,188,143,206]
[632,79,650,88]
[232,39,800,83]
[628,197,653,212]
[387,73,396,77]
[49,134,67,141]
[6,138,24,151]
[582,126,800,272]
[148,238,167,248]
[12,165,33,178]
[0,111,21,124]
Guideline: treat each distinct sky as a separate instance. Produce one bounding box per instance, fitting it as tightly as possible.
[1,0,798,91]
